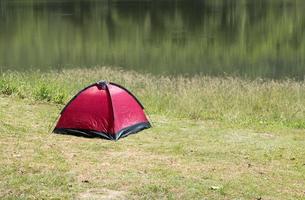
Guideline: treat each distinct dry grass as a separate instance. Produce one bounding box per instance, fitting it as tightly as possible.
[0,96,304,199]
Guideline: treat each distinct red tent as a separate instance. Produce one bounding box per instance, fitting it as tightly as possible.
[53,81,151,140]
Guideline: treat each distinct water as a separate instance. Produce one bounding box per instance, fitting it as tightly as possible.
[1,0,305,79]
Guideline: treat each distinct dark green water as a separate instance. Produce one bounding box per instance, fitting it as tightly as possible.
[1,0,305,79]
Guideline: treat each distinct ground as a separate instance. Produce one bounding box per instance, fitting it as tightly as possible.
[0,96,304,199]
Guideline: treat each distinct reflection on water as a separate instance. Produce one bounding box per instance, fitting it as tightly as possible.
[0,0,305,79]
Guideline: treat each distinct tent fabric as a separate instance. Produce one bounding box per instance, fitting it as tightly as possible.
[53,81,151,140]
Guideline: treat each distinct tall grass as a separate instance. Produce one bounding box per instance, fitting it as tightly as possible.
[1,67,305,129]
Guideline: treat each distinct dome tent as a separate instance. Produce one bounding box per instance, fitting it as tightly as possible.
[53,81,151,140]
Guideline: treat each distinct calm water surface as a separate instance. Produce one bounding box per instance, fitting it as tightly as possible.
[1,0,305,79]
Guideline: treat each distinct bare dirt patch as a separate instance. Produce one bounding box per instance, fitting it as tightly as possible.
[77,189,127,200]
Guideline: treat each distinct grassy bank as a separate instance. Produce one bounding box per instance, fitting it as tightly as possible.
[0,67,305,129]
[0,67,305,199]
[0,96,304,199]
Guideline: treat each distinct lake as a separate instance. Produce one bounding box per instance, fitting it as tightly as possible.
[1,0,305,79]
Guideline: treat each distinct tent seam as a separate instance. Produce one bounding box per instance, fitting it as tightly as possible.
[105,83,116,139]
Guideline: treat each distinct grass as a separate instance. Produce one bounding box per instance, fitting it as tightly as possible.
[1,67,305,129]
[0,96,304,199]
[0,67,305,199]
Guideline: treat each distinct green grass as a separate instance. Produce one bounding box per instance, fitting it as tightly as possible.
[0,67,305,129]
[0,67,304,199]
[0,95,304,199]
